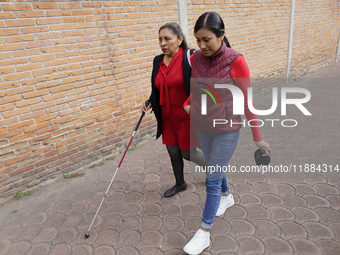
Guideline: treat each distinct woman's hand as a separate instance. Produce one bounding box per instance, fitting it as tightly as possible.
[255,140,270,156]
[142,101,152,113]
[183,105,190,115]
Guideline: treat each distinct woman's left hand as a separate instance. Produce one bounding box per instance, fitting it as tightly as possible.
[255,140,270,156]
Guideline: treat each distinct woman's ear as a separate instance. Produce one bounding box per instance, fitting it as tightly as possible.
[178,36,184,46]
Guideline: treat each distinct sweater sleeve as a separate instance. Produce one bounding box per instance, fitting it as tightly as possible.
[231,56,263,141]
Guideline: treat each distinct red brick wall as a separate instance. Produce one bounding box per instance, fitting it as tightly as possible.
[0,0,339,203]
[0,0,178,204]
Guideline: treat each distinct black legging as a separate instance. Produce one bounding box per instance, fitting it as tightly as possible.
[166,145,208,187]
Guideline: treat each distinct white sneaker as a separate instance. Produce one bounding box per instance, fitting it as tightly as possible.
[183,229,210,255]
[216,194,234,216]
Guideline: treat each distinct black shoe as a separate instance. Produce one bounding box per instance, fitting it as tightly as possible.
[164,182,187,198]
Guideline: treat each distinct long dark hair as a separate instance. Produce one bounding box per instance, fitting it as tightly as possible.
[194,12,231,48]
[159,22,189,50]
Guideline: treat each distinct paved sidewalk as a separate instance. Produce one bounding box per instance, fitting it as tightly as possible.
[0,62,340,255]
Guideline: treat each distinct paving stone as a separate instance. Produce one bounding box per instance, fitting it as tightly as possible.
[136,230,163,249]
[117,215,141,231]
[236,236,265,254]
[210,234,238,254]
[31,201,55,213]
[252,182,275,194]
[67,202,88,215]
[282,194,307,208]
[5,241,30,255]
[123,192,143,203]
[32,226,58,243]
[260,194,284,208]
[253,220,280,238]
[13,224,40,242]
[239,193,262,206]
[116,247,139,255]
[140,248,164,255]
[233,183,254,194]
[93,246,116,255]
[142,192,162,203]
[325,194,340,210]
[314,183,339,197]
[315,208,340,225]
[221,205,247,221]
[52,227,78,245]
[178,192,200,205]
[41,213,65,228]
[0,239,12,255]
[278,221,307,239]
[160,216,185,233]
[273,184,295,195]
[161,231,187,252]
[6,212,30,226]
[269,206,295,222]
[72,245,93,255]
[160,203,182,217]
[229,219,255,237]
[262,237,293,255]
[140,204,162,217]
[329,223,340,242]
[289,238,322,255]
[293,184,317,196]
[59,213,83,229]
[125,182,144,192]
[27,242,51,255]
[303,194,330,208]
[292,207,320,223]
[77,214,101,230]
[0,225,21,240]
[142,183,161,193]
[138,216,162,232]
[302,222,334,241]
[49,243,71,255]
[245,206,271,221]
[122,203,143,215]
[96,214,121,232]
[180,204,202,218]
[316,240,340,255]
[210,217,231,235]
[183,217,201,233]
[114,229,140,249]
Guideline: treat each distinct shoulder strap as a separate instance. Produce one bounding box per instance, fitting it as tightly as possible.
[187,49,196,67]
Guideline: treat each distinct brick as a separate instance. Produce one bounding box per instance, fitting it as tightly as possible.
[42,147,65,158]
[1,141,28,154]
[6,19,35,27]
[2,3,32,11]
[42,92,66,102]
[41,45,66,53]
[9,132,35,144]
[25,40,52,49]
[20,110,46,122]
[0,28,20,36]
[50,24,74,31]
[33,3,58,9]
[21,76,47,86]
[8,120,35,132]
[2,107,30,119]
[0,12,16,19]
[36,17,61,25]
[0,103,14,112]
[12,49,40,58]
[23,89,49,99]
[59,2,82,9]
[36,32,61,40]
[36,125,59,136]
[0,130,22,142]
[16,63,43,72]
[28,133,52,145]
[83,2,102,7]
[30,54,55,63]
[4,153,30,166]
[3,71,31,82]
[46,10,71,16]
[6,35,35,43]
[35,113,59,124]
[22,25,49,34]
[59,148,79,159]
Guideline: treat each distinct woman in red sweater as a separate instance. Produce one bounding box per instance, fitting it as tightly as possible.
[182,12,270,255]
[142,23,207,198]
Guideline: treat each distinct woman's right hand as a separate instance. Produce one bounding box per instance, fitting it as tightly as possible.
[142,101,152,113]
